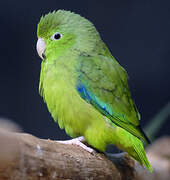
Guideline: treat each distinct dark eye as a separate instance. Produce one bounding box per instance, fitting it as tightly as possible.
[51,32,62,40]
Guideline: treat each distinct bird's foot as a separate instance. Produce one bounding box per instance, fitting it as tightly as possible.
[57,136,94,153]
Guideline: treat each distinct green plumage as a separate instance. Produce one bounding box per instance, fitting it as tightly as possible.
[37,10,153,172]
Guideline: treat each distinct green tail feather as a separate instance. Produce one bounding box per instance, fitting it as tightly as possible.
[131,138,153,172]
[113,117,150,144]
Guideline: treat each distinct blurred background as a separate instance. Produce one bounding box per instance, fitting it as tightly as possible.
[0,0,169,140]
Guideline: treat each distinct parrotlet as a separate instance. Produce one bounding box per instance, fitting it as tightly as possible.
[36,10,152,172]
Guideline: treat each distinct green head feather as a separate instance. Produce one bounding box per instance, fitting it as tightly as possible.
[37,10,98,37]
[37,10,105,60]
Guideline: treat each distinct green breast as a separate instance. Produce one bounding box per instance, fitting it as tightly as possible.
[39,55,91,137]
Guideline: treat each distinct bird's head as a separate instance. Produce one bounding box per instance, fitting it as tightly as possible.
[36,10,101,61]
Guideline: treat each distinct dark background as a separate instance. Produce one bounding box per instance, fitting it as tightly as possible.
[0,0,169,140]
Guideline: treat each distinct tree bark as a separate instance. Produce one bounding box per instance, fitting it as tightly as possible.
[0,129,169,180]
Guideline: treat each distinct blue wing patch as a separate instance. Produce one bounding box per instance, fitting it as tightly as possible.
[77,84,91,103]
[76,83,127,121]
[76,83,113,117]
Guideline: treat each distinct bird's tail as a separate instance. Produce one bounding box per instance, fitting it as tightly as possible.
[130,136,153,172]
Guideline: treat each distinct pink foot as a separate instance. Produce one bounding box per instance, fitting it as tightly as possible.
[57,136,94,153]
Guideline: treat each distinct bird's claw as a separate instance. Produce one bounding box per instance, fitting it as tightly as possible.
[57,136,94,154]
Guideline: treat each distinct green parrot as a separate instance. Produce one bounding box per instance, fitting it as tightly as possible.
[36,10,152,172]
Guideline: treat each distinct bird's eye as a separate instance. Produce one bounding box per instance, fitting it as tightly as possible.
[51,32,62,40]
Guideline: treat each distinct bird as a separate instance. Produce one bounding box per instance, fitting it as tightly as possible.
[36,10,152,172]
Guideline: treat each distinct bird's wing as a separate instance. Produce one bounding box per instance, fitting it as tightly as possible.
[76,54,149,143]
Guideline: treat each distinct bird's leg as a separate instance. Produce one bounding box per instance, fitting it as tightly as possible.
[56,136,94,153]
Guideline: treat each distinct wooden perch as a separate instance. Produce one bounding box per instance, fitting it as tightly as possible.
[0,129,170,180]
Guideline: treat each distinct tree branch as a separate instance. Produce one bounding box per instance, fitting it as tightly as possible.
[0,129,169,180]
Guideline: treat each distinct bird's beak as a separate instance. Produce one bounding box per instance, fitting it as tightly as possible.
[36,38,46,59]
